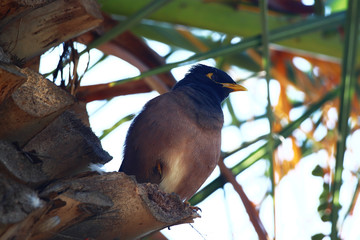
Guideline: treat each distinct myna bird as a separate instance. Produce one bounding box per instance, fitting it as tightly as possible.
[119,64,246,200]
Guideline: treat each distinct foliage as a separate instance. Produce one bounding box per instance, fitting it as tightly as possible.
[48,0,360,239]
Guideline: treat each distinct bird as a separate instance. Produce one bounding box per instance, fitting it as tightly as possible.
[119,64,246,200]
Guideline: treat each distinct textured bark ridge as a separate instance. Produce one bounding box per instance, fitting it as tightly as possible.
[0,68,199,239]
[0,172,199,240]
[0,2,199,239]
[0,64,199,240]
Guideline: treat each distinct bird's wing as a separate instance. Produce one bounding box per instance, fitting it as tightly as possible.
[121,91,223,199]
[121,92,189,181]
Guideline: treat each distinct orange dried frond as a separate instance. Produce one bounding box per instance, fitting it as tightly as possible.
[320,132,337,156]
[246,49,262,66]
[351,93,360,128]
[271,51,294,86]
[291,137,301,165]
[274,85,291,121]
[313,60,341,88]
[248,49,296,89]
[274,136,302,180]
[270,49,341,99]
[293,67,322,102]
[273,114,285,133]
[349,183,360,216]
[322,102,338,128]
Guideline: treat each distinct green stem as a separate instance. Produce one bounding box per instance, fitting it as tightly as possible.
[99,114,135,140]
[330,0,360,239]
[260,0,276,239]
[101,0,349,60]
[81,0,170,54]
[110,11,345,86]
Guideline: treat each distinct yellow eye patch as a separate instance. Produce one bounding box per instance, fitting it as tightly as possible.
[206,72,214,80]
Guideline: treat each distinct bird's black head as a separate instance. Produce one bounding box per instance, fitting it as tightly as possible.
[172,64,246,103]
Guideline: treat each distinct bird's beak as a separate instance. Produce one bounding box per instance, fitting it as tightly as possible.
[221,83,247,92]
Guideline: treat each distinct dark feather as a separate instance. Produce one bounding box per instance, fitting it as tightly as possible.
[120,64,241,200]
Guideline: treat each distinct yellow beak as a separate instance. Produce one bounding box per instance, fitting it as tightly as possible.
[221,82,247,92]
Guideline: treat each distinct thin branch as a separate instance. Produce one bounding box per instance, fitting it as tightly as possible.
[330,1,360,238]
[99,114,135,140]
[260,0,276,239]
[190,88,340,205]
[341,172,360,233]
[222,133,268,158]
[218,159,269,240]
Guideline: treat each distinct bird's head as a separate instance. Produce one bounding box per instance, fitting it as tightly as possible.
[172,64,247,102]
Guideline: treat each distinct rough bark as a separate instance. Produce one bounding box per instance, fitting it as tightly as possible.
[0,2,197,239]
[0,77,197,238]
[23,110,112,181]
[0,0,103,61]
[0,172,199,240]
[0,64,26,104]
[0,67,74,146]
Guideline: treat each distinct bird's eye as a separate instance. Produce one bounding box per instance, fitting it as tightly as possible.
[206,72,222,85]
[206,72,214,80]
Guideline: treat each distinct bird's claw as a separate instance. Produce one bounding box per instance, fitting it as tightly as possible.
[190,206,202,212]
[185,201,202,212]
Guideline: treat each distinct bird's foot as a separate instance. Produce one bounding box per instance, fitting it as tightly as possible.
[190,206,202,212]
[185,201,202,212]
